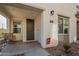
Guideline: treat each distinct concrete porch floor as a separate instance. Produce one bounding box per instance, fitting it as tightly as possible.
[0,41,50,56]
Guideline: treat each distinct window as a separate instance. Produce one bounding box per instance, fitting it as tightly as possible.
[0,14,7,29]
[58,15,69,34]
[13,21,21,33]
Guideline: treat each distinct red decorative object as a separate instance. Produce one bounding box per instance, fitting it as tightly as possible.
[47,37,51,44]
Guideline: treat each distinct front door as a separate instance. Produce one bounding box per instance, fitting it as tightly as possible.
[77,21,79,40]
[27,19,34,41]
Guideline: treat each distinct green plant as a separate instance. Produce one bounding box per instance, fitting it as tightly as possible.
[63,43,70,50]
[63,43,70,54]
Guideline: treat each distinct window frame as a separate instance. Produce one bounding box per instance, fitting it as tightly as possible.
[13,20,21,33]
[58,15,70,35]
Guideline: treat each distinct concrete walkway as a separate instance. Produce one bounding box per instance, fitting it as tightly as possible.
[0,42,50,56]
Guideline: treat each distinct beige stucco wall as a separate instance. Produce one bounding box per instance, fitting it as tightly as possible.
[26,3,77,48]
[35,14,42,43]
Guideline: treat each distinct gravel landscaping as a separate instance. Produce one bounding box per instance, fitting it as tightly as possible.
[45,42,79,56]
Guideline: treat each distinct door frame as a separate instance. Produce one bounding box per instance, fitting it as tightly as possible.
[26,19,35,42]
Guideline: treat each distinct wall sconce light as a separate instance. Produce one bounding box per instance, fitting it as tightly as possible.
[75,11,79,18]
[50,10,54,15]
[75,14,79,18]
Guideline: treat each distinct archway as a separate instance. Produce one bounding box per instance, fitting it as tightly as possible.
[0,14,7,29]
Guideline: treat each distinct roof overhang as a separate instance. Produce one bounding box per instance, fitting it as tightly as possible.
[0,3,43,13]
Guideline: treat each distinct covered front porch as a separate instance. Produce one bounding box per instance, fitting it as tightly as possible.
[0,3,44,47]
[0,3,51,55]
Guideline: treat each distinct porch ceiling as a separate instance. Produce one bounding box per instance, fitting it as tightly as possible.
[0,5,12,18]
[0,3,43,12]
[0,3,43,19]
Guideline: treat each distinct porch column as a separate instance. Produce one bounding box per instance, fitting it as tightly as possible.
[22,18,27,42]
[8,17,12,33]
[7,17,11,33]
[40,10,49,48]
[40,9,58,48]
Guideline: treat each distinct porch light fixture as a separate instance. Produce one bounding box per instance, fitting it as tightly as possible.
[75,14,79,18]
[50,10,54,15]
[75,11,79,18]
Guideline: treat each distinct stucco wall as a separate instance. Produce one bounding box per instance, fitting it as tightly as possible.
[27,3,77,48]
[35,14,41,43]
